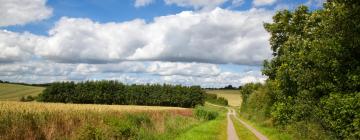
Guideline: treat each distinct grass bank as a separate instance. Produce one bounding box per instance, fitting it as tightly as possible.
[176,104,228,140]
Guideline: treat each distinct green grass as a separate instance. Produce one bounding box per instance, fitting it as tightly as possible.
[236,111,292,140]
[230,115,258,140]
[0,83,45,101]
[205,90,242,106]
[176,104,227,140]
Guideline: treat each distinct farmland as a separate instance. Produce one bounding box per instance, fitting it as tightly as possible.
[0,101,197,140]
[0,83,44,101]
[205,90,242,106]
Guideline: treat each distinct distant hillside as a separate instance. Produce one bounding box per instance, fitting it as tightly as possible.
[206,90,241,106]
[0,83,45,101]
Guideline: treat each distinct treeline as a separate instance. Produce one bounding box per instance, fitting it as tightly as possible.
[0,80,51,87]
[240,1,360,139]
[38,81,205,108]
[205,93,228,106]
[203,85,241,90]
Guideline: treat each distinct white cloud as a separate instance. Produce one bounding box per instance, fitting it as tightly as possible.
[36,17,148,63]
[164,0,227,11]
[253,0,276,6]
[147,62,221,77]
[134,0,154,7]
[0,0,52,26]
[0,60,266,87]
[33,8,272,65]
[0,7,272,87]
[0,30,44,63]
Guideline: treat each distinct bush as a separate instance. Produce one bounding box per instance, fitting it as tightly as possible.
[20,95,36,102]
[318,92,360,139]
[194,106,219,120]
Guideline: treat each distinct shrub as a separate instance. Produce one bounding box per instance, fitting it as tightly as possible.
[194,106,219,120]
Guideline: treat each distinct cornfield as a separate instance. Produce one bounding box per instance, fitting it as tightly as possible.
[0,101,195,140]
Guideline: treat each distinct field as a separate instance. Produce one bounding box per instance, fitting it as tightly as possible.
[205,90,242,106]
[0,101,196,140]
[0,83,44,101]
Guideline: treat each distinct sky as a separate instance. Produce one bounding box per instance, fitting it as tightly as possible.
[0,0,324,87]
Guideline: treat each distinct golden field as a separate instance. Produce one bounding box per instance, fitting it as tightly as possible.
[205,90,242,106]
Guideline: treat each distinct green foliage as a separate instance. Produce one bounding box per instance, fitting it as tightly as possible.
[38,80,205,108]
[19,95,36,102]
[261,0,360,139]
[240,83,274,123]
[205,93,228,106]
[318,93,360,139]
[239,83,262,111]
[194,106,219,121]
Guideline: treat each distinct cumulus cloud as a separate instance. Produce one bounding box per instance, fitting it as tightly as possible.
[0,61,227,85]
[134,0,155,7]
[0,7,272,86]
[253,0,276,6]
[147,62,220,77]
[0,0,52,26]
[35,17,148,63]
[0,30,44,63]
[31,8,272,65]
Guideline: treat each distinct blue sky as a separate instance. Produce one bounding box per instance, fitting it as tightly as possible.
[0,0,324,87]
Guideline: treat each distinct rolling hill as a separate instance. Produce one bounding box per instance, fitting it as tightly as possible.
[0,83,45,101]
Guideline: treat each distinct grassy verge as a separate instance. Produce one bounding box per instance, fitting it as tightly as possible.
[176,104,227,140]
[230,115,257,140]
[235,110,292,140]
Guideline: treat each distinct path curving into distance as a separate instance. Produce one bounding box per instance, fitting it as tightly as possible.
[206,102,269,140]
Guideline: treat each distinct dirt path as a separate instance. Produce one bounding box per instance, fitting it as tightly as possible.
[227,109,239,140]
[206,102,268,140]
[230,108,269,140]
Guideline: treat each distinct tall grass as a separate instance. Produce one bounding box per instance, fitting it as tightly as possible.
[176,104,227,140]
[0,101,196,140]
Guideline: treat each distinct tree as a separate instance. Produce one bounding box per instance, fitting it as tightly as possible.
[263,1,360,138]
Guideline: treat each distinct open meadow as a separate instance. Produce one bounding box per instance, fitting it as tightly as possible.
[0,83,44,101]
[205,90,242,107]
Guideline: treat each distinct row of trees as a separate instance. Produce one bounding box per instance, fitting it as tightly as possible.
[241,0,359,139]
[38,81,205,108]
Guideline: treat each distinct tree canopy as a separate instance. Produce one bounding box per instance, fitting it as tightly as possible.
[262,0,360,138]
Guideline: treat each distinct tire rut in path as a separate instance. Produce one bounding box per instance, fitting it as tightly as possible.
[230,109,269,140]
[227,109,239,140]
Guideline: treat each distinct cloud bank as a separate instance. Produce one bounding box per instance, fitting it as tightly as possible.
[0,0,52,26]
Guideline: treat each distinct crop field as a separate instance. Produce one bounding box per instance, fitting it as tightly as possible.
[0,83,44,101]
[205,90,242,106]
[0,101,195,140]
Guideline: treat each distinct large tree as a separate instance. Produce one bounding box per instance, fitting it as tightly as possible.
[263,0,360,138]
